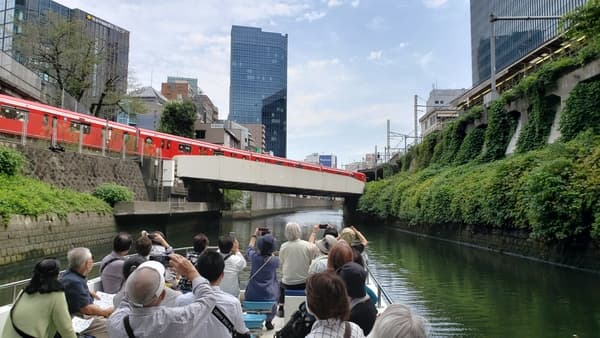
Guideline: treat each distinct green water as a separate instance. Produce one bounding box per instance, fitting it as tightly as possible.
[1,209,599,337]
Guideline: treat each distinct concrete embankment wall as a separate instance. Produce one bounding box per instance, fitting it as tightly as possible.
[224,192,342,219]
[0,213,114,266]
[386,222,600,273]
[2,142,148,200]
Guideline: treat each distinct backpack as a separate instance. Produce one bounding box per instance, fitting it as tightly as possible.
[274,301,315,338]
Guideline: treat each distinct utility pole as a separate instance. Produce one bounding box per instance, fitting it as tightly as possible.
[414,94,418,141]
[386,119,391,163]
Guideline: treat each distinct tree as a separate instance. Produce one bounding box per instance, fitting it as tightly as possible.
[14,11,123,117]
[158,101,197,138]
[15,12,100,103]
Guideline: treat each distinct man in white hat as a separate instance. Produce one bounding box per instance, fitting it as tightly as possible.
[107,254,216,338]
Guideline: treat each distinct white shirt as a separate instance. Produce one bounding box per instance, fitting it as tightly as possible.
[280,239,317,285]
[220,251,247,297]
[176,285,249,336]
[308,254,329,274]
[107,276,216,338]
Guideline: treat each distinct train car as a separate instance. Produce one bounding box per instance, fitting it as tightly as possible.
[0,94,366,184]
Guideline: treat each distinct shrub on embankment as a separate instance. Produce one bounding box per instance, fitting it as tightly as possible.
[0,146,111,224]
[358,132,600,243]
[92,183,134,207]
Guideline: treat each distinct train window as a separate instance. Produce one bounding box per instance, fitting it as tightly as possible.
[69,121,91,134]
[145,137,153,144]
[161,140,165,148]
[0,106,26,120]
[166,141,171,150]
[43,115,48,126]
[178,143,192,153]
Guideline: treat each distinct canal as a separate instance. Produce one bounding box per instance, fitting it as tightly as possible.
[1,209,599,337]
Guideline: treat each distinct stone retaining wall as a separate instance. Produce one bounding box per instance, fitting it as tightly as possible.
[1,142,148,200]
[0,213,115,266]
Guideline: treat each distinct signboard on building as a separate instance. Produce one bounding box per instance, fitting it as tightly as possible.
[319,155,334,168]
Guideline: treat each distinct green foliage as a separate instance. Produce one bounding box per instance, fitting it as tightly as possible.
[516,95,560,153]
[454,126,486,165]
[561,0,600,40]
[92,183,134,207]
[15,12,102,103]
[0,147,24,176]
[480,98,518,162]
[223,189,244,210]
[158,101,197,138]
[560,79,600,141]
[0,174,111,223]
[358,134,600,244]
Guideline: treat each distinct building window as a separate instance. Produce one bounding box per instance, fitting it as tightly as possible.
[195,130,206,139]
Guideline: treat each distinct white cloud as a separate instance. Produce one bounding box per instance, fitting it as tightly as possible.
[417,51,434,72]
[367,50,383,61]
[297,11,327,22]
[398,42,408,48]
[366,17,386,31]
[422,0,448,8]
[351,0,360,7]
[327,0,344,7]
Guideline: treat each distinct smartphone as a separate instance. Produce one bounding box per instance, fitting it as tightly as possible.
[258,227,270,235]
[229,231,236,240]
[319,223,329,229]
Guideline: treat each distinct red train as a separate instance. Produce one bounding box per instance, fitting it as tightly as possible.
[0,94,366,182]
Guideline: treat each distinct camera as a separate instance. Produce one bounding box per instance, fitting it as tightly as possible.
[149,253,170,266]
[258,227,270,236]
[319,223,329,229]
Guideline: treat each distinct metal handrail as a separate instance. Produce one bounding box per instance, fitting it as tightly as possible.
[366,267,393,308]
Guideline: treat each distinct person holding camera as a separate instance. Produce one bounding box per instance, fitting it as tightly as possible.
[107,254,217,337]
[245,228,280,330]
[218,234,247,298]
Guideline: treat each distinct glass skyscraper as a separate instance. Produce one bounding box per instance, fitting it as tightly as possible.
[229,25,287,157]
[471,0,586,86]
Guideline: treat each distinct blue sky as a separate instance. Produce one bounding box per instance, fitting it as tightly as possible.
[58,0,472,167]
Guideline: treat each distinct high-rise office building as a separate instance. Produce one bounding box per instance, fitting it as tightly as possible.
[229,25,287,157]
[471,0,586,86]
[0,0,129,110]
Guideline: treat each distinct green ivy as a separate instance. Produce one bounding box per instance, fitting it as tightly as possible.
[480,98,518,162]
[516,95,560,153]
[454,126,486,165]
[560,79,600,141]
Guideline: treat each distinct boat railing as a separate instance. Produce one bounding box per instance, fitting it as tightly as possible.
[366,267,393,308]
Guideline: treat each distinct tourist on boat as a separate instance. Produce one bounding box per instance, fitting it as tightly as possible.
[112,255,181,308]
[107,255,217,337]
[279,222,317,313]
[175,251,250,336]
[100,232,133,294]
[308,234,338,274]
[339,226,369,267]
[1,258,77,338]
[339,262,377,335]
[178,232,209,292]
[218,234,247,298]
[304,271,365,338]
[133,233,153,259]
[327,241,354,272]
[246,229,280,330]
[144,230,172,255]
[62,247,113,338]
[368,304,429,338]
